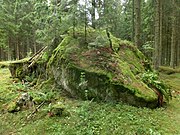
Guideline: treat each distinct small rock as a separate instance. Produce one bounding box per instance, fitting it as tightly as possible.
[48,102,66,117]
[7,93,33,113]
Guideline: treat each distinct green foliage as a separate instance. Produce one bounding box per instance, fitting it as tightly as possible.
[142,41,154,51]
[29,91,47,104]
[88,30,109,49]
[0,68,180,135]
[28,89,58,105]
[79,72,88,100]
[142,41,154,60]
[11,81,28,92]
[142,70,172,102]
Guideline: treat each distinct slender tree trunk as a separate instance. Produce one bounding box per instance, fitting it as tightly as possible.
[159,0,163,66]
[177,39,180,66]
[0,48,2,61]
[154,0,160,69]
[170,0,176,68]
[161,1,166,66]
[12,37,16,60]
[33,43,37,54]
[92,0,96,28]
[8,36,11,60]
[23,38,28,57]
[84,0,87,44]
[1,49,4,60]
[176,0,180,66]
[16,37,20,60]
[134,0,141,49]
[132,0,135,42]
[167,21,171,65]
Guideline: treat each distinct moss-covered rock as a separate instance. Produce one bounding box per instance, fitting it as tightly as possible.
[6,93,32,113]
[47,27,165,108]
[48,102,66,117]
[8,27,171,108]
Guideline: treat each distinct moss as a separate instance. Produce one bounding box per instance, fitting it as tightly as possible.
[15,66,23,78]
[8,58,30,79]
[7,101,20,113]
[48,36,74,66]
[48,102,66,116]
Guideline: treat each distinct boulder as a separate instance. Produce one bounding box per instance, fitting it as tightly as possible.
[47,27,164,108]
[9,27,171,108]
[6,93,32,113]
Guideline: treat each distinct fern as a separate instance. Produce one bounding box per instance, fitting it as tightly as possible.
[142,70,172,102]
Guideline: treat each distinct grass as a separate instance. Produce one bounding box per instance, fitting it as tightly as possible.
[0,67,180,135]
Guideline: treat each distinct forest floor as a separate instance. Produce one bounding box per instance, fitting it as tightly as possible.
[0,66,180,135]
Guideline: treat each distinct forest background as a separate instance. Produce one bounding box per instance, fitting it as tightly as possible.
[0,0,179,69]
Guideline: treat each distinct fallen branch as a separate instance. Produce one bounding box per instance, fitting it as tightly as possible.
[26,101,45,120]
[29,46,48,62]
[28,46,48,68]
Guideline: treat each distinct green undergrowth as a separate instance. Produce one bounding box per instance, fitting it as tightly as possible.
[0,68,180,135]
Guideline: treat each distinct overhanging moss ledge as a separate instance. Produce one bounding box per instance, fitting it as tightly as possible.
[51,63,157,107]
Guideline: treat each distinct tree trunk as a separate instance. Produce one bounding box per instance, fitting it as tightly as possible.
[170,0,176,68]
[159,0,163,66]
[8,36,11,60]
[0,48,2,61]
[132,0,135,42]
[84,0,88,44]
[134,0,141,49]
[177,39,180,66]
[154,0,160,69]
[92,0,96,28]
[176,0,180,66]
[16,38,20,60]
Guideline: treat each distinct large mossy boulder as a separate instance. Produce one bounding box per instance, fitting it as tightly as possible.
[8,27,171,108]
[47,27,164,108]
